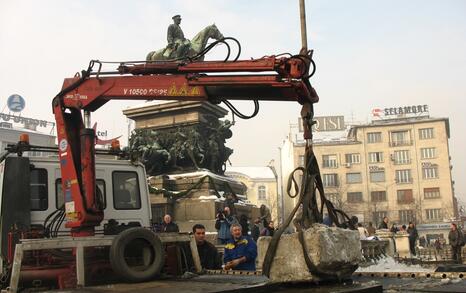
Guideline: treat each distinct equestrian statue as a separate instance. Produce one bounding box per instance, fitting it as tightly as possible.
[146,14,224,61]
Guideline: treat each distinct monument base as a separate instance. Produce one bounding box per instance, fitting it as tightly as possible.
[257,224,362,283]
[149,170,259,234]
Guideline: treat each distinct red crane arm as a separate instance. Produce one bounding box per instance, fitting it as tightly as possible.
[52,55,318,236]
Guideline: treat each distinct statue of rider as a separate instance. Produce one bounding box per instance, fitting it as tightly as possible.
[165,14,190,59]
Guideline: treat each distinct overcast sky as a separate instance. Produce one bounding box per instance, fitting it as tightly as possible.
[1,0,465,202]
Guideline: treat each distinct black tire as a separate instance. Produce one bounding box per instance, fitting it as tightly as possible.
[109,227,164,282]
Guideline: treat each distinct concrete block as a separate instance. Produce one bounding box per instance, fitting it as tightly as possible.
[375,230,396,257]
[257,224,361,283]
[393,233,410,258]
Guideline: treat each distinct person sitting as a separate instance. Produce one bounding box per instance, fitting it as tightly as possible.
[223,224,257,271]
[161,214,179,233]
[192,224,222,270]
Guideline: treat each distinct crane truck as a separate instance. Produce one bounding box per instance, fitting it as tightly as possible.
[0,49,318,291]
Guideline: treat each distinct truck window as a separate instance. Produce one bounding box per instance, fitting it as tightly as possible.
[30,169,48,211]
[56,179,106,209]
[112,171,141,210]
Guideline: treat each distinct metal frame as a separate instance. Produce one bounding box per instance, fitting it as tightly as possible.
[6,233,201,292]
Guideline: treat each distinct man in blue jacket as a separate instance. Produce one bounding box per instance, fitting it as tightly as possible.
[223,223,257,271]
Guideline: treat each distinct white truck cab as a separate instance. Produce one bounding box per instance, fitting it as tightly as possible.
[27,156,152,230]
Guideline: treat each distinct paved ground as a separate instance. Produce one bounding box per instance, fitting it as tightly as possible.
[40,274,466,292]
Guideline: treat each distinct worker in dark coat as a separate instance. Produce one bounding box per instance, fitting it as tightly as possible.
[378,217,389,229]
[192,224,222,269]
[224,224,257,271]
[407,222,419,256]
[448,223,464,263]
[251,217,261,242]
[161,214,179,233]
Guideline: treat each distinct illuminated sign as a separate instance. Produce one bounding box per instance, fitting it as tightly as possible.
[298,116,345,132]
[372,105,429,118]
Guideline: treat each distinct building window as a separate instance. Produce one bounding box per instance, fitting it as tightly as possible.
[367,132,382,143]
[30,168,48,211]
[424,187,440,199]
[419,128,434,140]
[396,169,412,183]
[322,155,338,168]
[258,185,267,200]
[112,171,141,210]
[371,191,387,202]
[346,172,362,184]
[422,166,439,179]
[298,155,305,167]
[347,192,363,203]
[399,210,415,223]
[397,189,414,204]
[393,150,410,164]
[368,152,383,163]
[327,193,340,204]
[373,211,387,226]
[345,153,361,164]
[56,179,106,209]
[425,208,442,221]
[369,170,385,182]
[323,174,339,187]
[421,147,436,159]
[390,130,411,147]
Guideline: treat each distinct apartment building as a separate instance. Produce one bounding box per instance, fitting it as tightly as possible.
[281,114,456,228]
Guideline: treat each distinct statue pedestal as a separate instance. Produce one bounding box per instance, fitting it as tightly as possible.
[149,170,259,234]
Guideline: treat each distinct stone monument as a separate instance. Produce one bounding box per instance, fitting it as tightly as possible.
[123,101,259,233]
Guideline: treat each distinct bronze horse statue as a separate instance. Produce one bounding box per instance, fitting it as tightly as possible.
[146,24,224,61]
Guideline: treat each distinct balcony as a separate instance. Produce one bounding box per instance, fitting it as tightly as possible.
[395,178,413,184]
[393,159,411,165]
[390,140,413,147]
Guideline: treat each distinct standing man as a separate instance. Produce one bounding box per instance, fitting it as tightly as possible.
[407,222,419,256]
[378,217,389,229]
[161,214,179,233]
[166,14,189,58]
[366,222,376,236]
[224,224,257,271]
[448,223,464,263]
[192,224,222,270]
[260,220,276,237]
[251,217,261,242]
[215,207,238,244]
[357,223,368,240]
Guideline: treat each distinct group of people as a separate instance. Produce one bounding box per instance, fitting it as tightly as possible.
[195,220,257,271]
[215,206,276,244]
[357,216,464,263]
[154,207,276,272]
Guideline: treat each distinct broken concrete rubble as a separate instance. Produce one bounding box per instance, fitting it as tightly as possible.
[257,224,362,283]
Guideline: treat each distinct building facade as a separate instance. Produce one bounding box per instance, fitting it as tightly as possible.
[0,122,55,155]
[281,116,456,228]
[226,166,279,222]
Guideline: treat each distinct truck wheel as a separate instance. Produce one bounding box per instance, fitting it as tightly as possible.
[109,227,164,282]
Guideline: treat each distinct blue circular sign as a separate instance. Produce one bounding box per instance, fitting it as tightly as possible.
[7,94,26,112]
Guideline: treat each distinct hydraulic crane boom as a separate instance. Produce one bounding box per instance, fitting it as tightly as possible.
[52,54,318,236]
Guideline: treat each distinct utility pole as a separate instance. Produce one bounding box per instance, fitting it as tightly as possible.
[299,0,308,51]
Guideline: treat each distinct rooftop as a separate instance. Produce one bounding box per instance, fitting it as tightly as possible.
[226,166,276,180]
